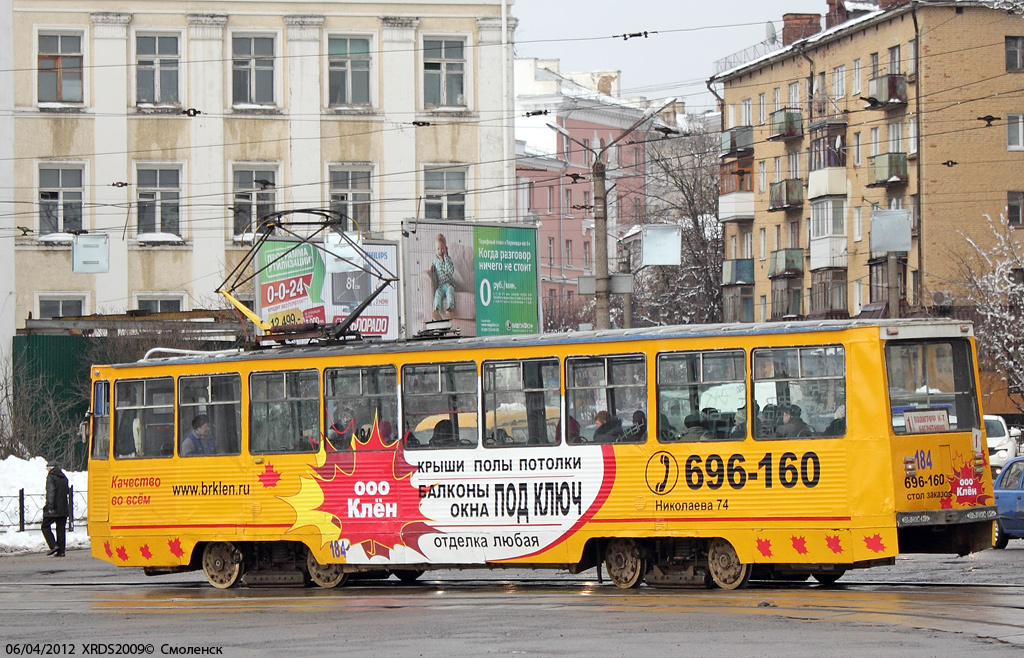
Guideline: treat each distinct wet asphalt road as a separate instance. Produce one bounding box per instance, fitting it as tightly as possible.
[2,541,1024,657]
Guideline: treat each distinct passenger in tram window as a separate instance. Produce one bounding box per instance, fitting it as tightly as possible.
[775,404,814,437]
[729,405,747,439]
[429,419,456,448]
[558,416,582,444]
[758,404,779,438]
[592,410,622,443]
[658,414,679,442]
[824,404,846,437]
[180,414,215,456]
[628,410,647,440]
[682,414,707,441]
[379,420,393,442]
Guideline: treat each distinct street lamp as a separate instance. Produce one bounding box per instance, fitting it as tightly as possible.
[547,98,675,329]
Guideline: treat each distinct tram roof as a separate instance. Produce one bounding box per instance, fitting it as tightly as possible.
[102,317,972,370]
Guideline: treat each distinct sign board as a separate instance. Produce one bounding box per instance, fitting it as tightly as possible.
[403,221,539,337]
[72,234,109,273]
[641,225,682,267]
[253,239,399,340]
[869,209,912,254]
[904,409,950,433]
[576,274,633,295]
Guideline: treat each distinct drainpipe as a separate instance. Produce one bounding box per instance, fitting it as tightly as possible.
[706,77,724,132]
[912,4,923,310]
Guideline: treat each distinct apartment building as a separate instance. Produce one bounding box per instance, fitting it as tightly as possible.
[514,58,650,330]
[712,0,1024,332]
[6,0,515,346]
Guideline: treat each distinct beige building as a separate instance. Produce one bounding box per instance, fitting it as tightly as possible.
[7,0,515,342]
[711,0,1024,338]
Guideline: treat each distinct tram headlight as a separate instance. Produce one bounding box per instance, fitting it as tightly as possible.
[903,456,916,477]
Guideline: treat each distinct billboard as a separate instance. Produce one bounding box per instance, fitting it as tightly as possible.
[403,221,539,337]
[254,239,399,340]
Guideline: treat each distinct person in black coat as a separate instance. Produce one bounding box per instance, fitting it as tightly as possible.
[41,461,70,557]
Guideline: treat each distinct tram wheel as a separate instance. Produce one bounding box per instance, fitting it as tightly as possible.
[812,571,845,585]
[306,551,349,589]
[993,521,1009,550]
[395,570,425,584]
[604,538,646,589]
[202,541,244,589]
[707,538,750,590]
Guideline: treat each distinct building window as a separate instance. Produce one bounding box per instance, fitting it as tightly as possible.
[328,37,371,106]
[869,256,906,303]
[1007,37,1024,71]
[758,160,766,193]
[232,36,275,105]
[233,169,276,235]
[787,151,800,180]
[888,45,901,75]
[565,239,573,266]
[810,270,848,314]
[547,237,554,266]
[888,196,903,210]
[888,121,902,153]
[424,39,465,107]
[583,191,591,214]
[852,58,861,94]
[811,199,845,239]
[788,220,800,249]
[853,132,862,166]
[38,34,82,103]
[583,241,591,269]
[136,35,179,105]
[39,167,83,234]
[1009,191,1023,226]
[773,157,781,183]
[773,87,780,112]
[38,296,84,319]
[633,198,642,222]
[137,168,180,236]
[869,52,879,78]
[330,168,371,232]
[770,278,803,319]
[565,189,572,214]
[759,295,767,322]
[741,230,753,259]
[723,287,754,323]
[810,126,845,170]
[908,116,918,155]
[832,65,846,98]
[547,186,553,213]
[759,228,766,260]
[720,158,753,195]
[787,82,799,109]
[138,297,183,313]
[870,127,880,157]
[741,98,752,126]
[425,167,466,220]
[1008,113,1023,150]
[907,39,917,76]
[853,206,862,242]
[730,235,737,260]
[758,93,765,124]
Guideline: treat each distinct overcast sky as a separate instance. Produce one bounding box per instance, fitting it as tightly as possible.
[512,0,826,113]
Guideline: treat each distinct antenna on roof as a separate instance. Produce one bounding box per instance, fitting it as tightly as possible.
[765,21,778,45]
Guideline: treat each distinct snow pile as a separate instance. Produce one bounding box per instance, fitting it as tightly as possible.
[0,456,90,555]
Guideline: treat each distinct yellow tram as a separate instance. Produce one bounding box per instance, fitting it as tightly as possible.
[86,319,997,588]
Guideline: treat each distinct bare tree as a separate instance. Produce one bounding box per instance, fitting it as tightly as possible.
[628,122,722,326]
[950,213,1024,412]
[0,354,82,464]
[544,295,593,333]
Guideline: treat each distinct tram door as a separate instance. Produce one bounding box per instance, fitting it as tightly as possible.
[89,380,111,523]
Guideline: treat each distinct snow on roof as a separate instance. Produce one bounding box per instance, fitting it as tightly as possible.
[713,8,886,80]
[845,1,880,11]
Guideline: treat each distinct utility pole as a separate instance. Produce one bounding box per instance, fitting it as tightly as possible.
[887,251,900,319]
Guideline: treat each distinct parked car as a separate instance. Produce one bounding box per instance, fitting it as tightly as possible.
[993,456,1024,549]
[985,414,1018,477]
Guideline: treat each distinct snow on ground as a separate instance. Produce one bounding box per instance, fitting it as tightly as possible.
[0,456,90,555]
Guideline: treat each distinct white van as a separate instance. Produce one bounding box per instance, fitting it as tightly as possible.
[985,414,1018,476]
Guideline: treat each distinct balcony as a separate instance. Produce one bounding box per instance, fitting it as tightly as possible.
[768,109,803,141]
[810,94,848,126]
[810,235,848,270]
[867,152,908,187]
[768,248,804,278]
[865,74,908,108]
[722,258,754,286]
[719,192,754,223]
[721,125,753,157]
[808,168,847,199]
[768,179,804,211]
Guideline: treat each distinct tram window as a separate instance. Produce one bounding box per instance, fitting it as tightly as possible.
[113,378,175,459]
[178,374,241,456]
[402,361,477,450]
[250,370,320,453]
[752,346,846,439]
[566,354,646,444]
[885,340,978,434]
[657,350,745,442]
[325,365,398,449]
[91,381,110,460]
[482,358,560,448]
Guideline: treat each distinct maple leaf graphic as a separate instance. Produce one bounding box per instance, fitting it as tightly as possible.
[791,536,808,555]
[756,538,773,557]
[168,537,185,558]
[284,414,430,560]
[104,541,113,558]
[825,535,843,554]
[940,496,953,510]
[863,534,886,553]
[258,463,282,488]
[139,545,153,560]
[946,453,992,506]
[115,545,130,562]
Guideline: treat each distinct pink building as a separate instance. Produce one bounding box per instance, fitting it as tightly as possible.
[514,59,651,330]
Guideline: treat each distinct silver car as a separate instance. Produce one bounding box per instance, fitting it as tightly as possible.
[985,414,1019,477]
